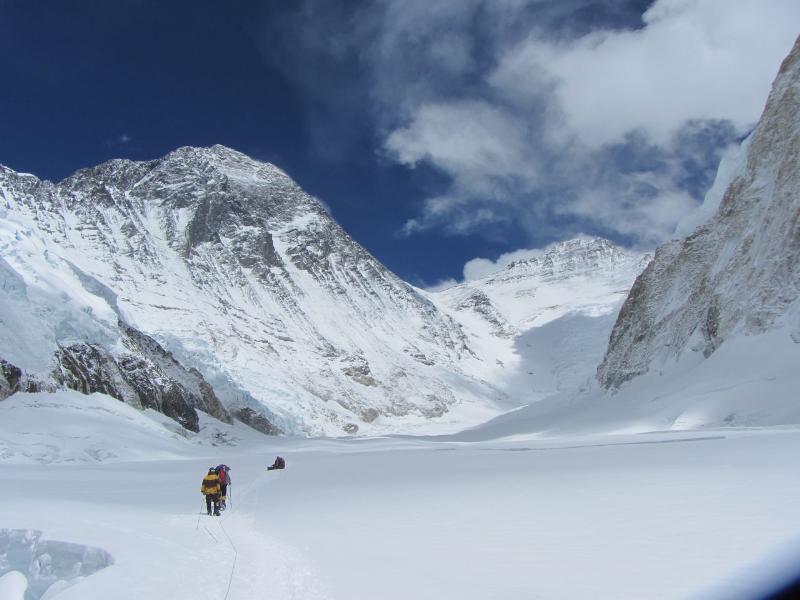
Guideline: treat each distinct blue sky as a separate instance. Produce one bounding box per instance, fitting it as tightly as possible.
[1,1,797,287]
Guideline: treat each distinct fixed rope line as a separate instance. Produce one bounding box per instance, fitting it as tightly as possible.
[196,467,269,600]
[218,517,239,600]
[203,525,219,543]
[215,470,268,600]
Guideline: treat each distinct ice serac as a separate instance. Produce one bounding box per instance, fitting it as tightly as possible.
[0,146,501,435]
[598,36,800,389]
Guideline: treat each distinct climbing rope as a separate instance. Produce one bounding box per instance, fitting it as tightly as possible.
[195,467,269,600]
[218,517,238,600]
[203,525,219,543]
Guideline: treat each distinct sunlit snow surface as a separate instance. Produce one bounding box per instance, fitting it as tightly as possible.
[3,390,800,599]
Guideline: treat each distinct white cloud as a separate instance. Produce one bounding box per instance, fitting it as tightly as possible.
[400,194,512,237]
[385,100,539,191]
[423,277,459,292]
[381,0,799,245]
[463,247,544,280]
[497,0,800,147]
[563,184,697,246]
[267,0,799,247]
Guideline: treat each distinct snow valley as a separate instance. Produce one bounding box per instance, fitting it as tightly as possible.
[1,32,800,600]
[3,392,800,600]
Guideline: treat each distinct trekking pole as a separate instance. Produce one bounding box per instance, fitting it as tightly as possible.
[229,486,232,510]
[196,497,204,530]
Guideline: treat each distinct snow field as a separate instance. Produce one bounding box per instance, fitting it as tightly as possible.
[4,398,800,600]
[258,431,800,600]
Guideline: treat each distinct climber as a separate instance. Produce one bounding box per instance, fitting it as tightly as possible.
[267,456,286,471]
[215,464,231,510]
[201,467,221,516]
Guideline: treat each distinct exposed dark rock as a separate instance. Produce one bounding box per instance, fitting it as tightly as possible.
[51,323,234,433]
[120,323,232,424]
[0,358,44,399]
[360,407,380,423]
[55,341,201,432]
[0,359,22,399]
[341,356,379,387]
[233,407,282,436]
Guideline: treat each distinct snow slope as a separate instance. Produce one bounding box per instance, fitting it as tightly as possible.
[0,146,507,436]
[3,390,800,600]
[431,237,647,402]
[451,325,800,441]
[0,148,652,438]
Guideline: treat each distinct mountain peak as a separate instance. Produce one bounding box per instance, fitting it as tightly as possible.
[158,144,295,187]
[490,236,642,284]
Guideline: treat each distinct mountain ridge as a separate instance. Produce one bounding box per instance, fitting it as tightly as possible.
[1,144,649,435]
[1,145,501,435]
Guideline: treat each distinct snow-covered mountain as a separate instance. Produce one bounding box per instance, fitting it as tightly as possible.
[597,36,800,390]
[432,237,647,400]
[0,141,652,437]
[0,146,510,435]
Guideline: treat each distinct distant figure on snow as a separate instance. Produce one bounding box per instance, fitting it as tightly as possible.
[267,456,285,471]
[201,467,221,516]
[215,464,231,510]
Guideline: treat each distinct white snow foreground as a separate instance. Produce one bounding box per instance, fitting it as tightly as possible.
[0,572,27,600]
[3,390,800,599]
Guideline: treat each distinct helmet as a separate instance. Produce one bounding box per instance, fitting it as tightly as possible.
[208,467,217,473]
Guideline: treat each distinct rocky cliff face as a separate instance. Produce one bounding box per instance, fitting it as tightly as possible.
[52,324,232,433]
[0,145,500,435]
[597,36,800,389]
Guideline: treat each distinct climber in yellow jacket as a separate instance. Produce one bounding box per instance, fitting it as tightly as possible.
[201,467,221,516]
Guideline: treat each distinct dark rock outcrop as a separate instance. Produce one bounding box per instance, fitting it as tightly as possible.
[53,323,232,433]
[233,407,282,436]
[0,358,44,400]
